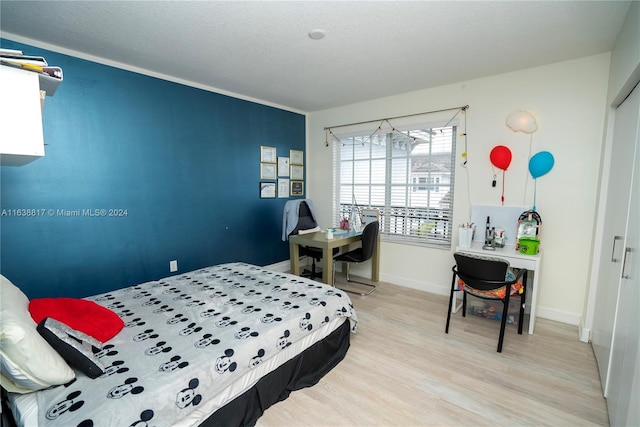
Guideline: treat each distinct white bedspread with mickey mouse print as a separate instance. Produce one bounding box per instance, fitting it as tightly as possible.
[20,263,357,427]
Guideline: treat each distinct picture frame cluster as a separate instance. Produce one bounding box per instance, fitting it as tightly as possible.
[260,147,304,198]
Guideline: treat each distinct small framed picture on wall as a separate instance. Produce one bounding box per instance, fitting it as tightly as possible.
[290,165,303,180]
[260,146,276,163]
[290,180,304,197]
[278,178,290,198]
[260,163,277,179]
[278,157,290,177]
[260,182,276,198]
[290,150,303,165]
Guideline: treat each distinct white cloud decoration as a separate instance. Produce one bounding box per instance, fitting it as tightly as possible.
[506,110,538,134]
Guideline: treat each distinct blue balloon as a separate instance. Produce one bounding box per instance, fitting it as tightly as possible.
[529,151,554,179]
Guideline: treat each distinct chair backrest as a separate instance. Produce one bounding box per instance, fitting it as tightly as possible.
[360,221,380,261]
[290,201,317,236]
[453,252,509,291]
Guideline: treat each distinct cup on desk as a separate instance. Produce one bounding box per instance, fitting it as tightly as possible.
[458,227,473,248]
[326,229,334,239]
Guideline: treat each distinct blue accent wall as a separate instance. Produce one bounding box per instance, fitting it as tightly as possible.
[1,39,305,299]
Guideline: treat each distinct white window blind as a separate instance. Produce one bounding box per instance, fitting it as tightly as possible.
[333,123,457,248]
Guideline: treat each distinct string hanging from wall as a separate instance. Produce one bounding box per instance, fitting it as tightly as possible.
[324,105,470,226]
[324,128,343,147]
[456,108,471,220]
[324,105,469,147]
[459,107,468,167]
[506,110,538,206]
[489,145,513,206]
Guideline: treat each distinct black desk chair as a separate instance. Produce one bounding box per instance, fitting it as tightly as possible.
[332,221,379,296]
[289,201,337,280]
[445,252,527,352]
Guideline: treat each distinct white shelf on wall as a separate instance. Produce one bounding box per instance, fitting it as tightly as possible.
[0,65,46,166]
[0,61,63,166]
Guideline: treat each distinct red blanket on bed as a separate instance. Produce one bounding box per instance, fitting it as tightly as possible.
[29,298,124,342]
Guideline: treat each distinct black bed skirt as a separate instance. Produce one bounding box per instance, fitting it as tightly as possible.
[201,320,352,427]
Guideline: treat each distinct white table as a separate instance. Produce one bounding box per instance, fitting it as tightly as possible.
[454,241,542,334]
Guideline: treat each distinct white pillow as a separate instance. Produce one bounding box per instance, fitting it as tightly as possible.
[0,274,75,392]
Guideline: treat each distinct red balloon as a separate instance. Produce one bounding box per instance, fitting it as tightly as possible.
[490,145,512,170]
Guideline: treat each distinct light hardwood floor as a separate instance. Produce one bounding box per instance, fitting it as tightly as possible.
[257,279,608,427]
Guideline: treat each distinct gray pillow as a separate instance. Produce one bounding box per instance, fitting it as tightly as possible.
[37,317,105,379]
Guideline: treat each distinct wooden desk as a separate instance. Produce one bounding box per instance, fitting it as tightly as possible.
[289,230,380,286]
[455,241,542,334]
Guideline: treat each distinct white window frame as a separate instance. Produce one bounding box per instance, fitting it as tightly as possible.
[332,120,457,248]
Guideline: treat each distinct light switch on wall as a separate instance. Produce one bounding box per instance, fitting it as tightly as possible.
[170,260,178,272]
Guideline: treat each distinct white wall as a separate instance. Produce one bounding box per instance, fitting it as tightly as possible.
[307,53,611,327]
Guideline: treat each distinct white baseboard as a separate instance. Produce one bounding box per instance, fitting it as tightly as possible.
[380,273,450,296]
[579,325,591,343]
[382,273,583,336]
[265,260,290,272]
[272,265,583,336]
[536,306,581,326]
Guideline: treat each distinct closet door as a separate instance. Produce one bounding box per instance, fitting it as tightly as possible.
[591,84,639,395]
[605,85,639,426]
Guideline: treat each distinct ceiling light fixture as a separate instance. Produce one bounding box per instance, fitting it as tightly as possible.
[308,29,326,40]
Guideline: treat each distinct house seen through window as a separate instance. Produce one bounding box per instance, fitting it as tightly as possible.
[333,124,456,248]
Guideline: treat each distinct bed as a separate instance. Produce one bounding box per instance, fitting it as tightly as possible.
[1,262,357,427]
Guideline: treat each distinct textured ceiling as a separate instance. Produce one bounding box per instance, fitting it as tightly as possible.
[0,1,631,112]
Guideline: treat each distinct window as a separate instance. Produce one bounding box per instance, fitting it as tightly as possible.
[333,124,456,248]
